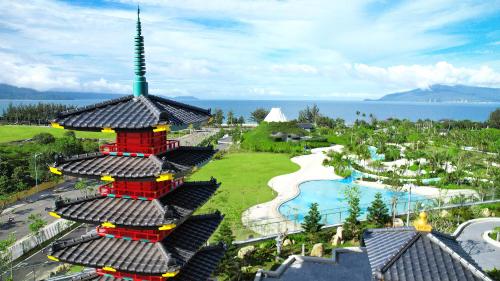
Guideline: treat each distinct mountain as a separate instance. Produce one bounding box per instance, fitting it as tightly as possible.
[0,83,125,100]
[173,95,199,101]
[371,84,500,103]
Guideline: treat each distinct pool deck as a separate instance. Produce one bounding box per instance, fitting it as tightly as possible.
[242,146,343,235]
[242,146,477,236]
[355,180,477,199]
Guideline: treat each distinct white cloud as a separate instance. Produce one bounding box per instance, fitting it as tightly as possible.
[270,64,318,74]
[347,61,500,89]
[249,87,283,96]
[0,0,498,99]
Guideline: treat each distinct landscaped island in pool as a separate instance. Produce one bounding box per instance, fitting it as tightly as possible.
[279,179,428,225]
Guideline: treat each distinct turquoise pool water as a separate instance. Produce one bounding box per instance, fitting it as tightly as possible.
[279,179,428,225]
[368,146,385,161]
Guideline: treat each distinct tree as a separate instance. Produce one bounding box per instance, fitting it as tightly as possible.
[367,192,390,227]
[385,174,403,226]
[74,178,92,196]
[488,108,500,128]
[250,108,269,123]
[214,221,235,246]
[28,213,47,246]
[0,233,16,280]
[301,203,323,235]
[227,111,235,126]
[343,186,361,240]
[213,222,241,280]
[237,116,245,125]
[298,104,320,124]
[213,109,224,126]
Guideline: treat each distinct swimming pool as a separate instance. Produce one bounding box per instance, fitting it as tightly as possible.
[279,179,428,225]
[368,146,385,161]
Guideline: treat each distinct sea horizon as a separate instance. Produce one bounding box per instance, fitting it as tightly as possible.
[1,98,498,124]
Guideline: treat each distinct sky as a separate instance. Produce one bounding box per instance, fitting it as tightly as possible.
[0,0,499,100]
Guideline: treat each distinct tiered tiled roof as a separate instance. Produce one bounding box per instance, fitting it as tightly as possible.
[48,212,223,276]
[71,244,225,281]
[363,227,493,281]
[53,94,211,130]
[51,146,216,180]
[51,180,220,228]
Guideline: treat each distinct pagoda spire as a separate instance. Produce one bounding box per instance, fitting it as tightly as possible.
[133,6,148,97]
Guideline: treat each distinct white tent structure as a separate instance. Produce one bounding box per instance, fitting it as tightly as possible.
[264,108,288,122]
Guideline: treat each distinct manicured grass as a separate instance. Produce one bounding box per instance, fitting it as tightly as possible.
[190,152,300,240]
[68,265,84,273]
[0,125,114,143]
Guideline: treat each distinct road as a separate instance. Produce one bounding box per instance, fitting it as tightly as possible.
[0,179,96,241]
[4,224,91,281]
[456,220,500,271]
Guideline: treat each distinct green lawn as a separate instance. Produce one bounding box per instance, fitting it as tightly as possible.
[0,125,114,143]
[190,152,300,240]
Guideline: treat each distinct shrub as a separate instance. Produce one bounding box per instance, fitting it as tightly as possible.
[32,132,55,144]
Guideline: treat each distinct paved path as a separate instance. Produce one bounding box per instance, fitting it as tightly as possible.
[456,219,500,271]
[174,128,218,146]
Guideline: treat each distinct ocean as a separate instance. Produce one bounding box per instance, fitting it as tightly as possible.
[0,99,498,124]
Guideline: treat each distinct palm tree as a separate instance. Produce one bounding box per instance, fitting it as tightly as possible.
[385,173,403,226]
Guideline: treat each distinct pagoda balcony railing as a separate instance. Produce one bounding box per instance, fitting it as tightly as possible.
[96,268,167,281]
[99,139,180,155]
[96,226,172,243]
[98,178,184,199]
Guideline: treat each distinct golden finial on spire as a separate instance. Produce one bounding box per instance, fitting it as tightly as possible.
[413,211,432,232]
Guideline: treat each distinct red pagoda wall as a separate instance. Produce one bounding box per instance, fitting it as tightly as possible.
[100,131,179,155]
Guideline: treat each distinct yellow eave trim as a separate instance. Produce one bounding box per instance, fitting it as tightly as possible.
[49,167,62,175]
[47,255,59,262]
[101,127,115,133]
[153,124,170,133]
[102,222,116,228]
[51,122,64,129]
[101,175,115,182]
[102,266,117,272]
[162,271,179,277]
[158,224,176,231]
[156,174,173,182]
[48,212,61,218]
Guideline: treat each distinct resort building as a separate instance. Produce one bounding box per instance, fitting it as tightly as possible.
[255,212,493,281]
[45,8,225,281]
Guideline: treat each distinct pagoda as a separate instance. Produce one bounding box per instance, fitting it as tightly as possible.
[45,8,225,281]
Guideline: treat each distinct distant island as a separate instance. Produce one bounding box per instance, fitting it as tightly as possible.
[0,83,200,101]
[368,84,500,103]
[173,95,199,101]
[0,83,126,100]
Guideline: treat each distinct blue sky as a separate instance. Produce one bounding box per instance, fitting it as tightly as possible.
[0,0,499,100]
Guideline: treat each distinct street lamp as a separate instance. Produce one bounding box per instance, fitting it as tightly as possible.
[405,183,414,226]
[33,153,41,193]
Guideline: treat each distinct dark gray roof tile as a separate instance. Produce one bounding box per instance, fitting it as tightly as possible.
[52,146,216,180]
[363,227,492,281]
[53,180,220,228]
[71,244,225,281]
[49,212,223,276]
[55,95,210,130]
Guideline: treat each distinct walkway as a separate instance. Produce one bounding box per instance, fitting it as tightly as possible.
[456,219,500,271]
[242,146,342,235]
